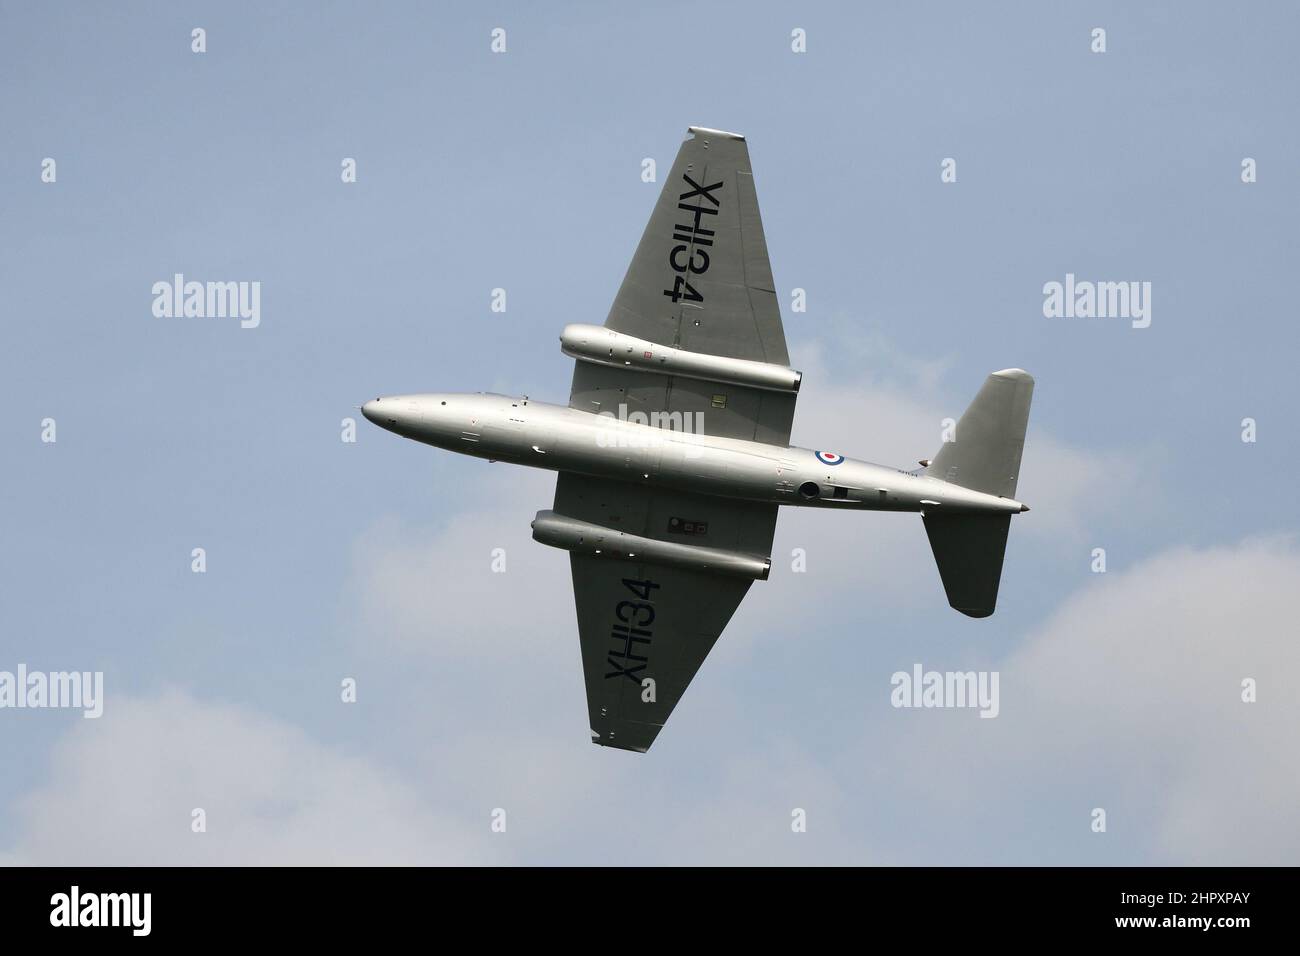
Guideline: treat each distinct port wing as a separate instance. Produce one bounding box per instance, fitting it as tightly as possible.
[554,472,778,752]
[570,126,796,445]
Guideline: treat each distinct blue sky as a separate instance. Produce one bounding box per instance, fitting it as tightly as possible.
[1,0,1297,864]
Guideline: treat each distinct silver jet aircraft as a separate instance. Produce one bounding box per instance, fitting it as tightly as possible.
[363,127,1034,753]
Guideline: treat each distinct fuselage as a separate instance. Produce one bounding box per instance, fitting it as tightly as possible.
[362,392,1025,516]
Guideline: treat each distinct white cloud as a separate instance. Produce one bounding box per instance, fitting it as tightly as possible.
[349,467,570,662]
[875,535,1300,864]
[8,537,1293,865]
[0,685,874,865]
[0,689,502,865]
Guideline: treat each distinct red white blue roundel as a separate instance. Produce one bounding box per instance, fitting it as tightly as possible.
[815,450,844,466]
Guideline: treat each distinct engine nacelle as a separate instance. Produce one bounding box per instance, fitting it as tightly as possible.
[531,510,771,580]
[560,323,801,393]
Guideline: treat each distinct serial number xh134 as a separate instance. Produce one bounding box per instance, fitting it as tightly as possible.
[363,127,1034,753]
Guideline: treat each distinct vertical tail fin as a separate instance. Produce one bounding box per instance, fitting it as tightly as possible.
[926,369,1034,498]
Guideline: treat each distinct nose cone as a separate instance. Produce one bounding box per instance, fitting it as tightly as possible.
[361,396,406,432]
[360,395,431,438]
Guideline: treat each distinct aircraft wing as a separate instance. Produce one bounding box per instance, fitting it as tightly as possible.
[554,472,777,752]
[570,126,797,446]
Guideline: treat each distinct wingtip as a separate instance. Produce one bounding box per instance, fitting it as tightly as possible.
[591,736,650,754]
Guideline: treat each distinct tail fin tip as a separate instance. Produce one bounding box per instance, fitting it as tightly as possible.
[992,367,1033,382]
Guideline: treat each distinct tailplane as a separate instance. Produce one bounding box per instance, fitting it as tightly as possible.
[923,513,1012,617]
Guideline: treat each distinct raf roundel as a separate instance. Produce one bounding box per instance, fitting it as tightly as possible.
[815,450,845,466]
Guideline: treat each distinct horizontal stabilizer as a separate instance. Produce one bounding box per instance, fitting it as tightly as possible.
[922,513,1012,618]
